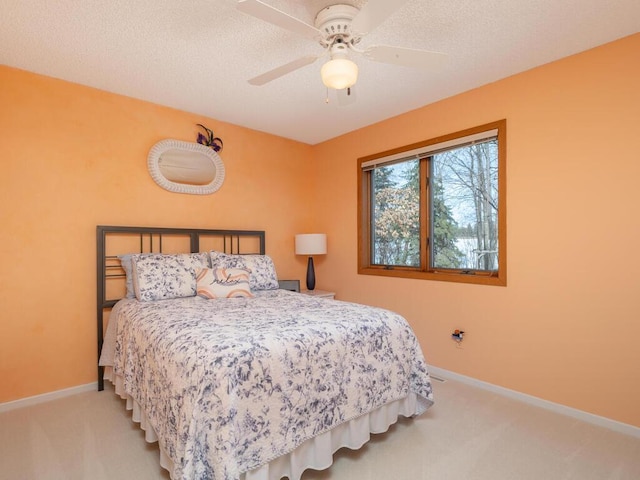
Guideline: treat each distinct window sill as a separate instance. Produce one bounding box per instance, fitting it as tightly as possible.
[357,267,506,286]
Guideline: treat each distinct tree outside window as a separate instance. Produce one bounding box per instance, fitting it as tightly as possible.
[358,120,506,286]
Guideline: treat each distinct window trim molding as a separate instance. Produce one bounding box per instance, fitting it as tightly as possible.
[357,120,507,287]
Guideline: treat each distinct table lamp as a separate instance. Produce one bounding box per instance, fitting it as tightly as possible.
[295,233,327,291]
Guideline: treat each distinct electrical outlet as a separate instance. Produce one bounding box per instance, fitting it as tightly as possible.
[451,329,465,341]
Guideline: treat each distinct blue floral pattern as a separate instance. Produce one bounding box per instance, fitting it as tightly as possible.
[110,290,433,479]
[209,252,279,291]
[132,253,210,301]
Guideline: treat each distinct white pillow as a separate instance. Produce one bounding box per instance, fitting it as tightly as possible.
[196,267,253,299]
[132,252,210,301]
[209,251,279,291]
[119,254,154,299]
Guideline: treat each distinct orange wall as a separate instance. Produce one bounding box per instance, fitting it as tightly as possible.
[0,66,314,402]
[2,33,639,428]
[314,33,640,427]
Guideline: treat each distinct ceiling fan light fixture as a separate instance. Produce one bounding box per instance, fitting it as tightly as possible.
[321,58,358,90]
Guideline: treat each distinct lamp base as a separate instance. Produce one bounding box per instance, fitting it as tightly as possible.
[306,256,316,291]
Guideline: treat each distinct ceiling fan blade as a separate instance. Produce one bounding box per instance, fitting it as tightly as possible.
[237,0,321,41]
[350,0,411,36]
[364,45,447,69]
[248,54,319,86]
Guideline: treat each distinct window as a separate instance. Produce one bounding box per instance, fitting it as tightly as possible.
[357,120,506,286]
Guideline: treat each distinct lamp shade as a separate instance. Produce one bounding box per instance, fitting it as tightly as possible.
[321,58,358,90]
[295,234,327,255]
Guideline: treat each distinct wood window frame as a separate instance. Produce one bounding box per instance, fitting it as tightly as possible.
[357,120,507,286]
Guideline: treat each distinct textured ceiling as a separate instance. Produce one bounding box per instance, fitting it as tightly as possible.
[2,0,639,144]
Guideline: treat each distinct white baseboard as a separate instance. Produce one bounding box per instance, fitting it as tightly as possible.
[428,365,640,439]
[0,382,97,413]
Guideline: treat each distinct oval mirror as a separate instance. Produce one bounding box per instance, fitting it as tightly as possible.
[147,139,225,194]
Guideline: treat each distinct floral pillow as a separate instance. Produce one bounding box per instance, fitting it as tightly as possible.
[119,253,157,299]
[196,267,253,299]
[209,251,279,291]
[132,252,210,302]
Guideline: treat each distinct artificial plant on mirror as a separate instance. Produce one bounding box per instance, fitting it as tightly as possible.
[196,124,223,152]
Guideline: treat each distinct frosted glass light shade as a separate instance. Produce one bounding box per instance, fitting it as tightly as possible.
[321,58,358,90]
[295,234,327,255]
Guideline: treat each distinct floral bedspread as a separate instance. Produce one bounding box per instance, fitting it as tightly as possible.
[106,290,434,480]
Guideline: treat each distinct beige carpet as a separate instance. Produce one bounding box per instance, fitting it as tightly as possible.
[1,377,639,480]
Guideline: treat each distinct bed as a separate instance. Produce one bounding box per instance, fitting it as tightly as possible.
[97,225,434,480]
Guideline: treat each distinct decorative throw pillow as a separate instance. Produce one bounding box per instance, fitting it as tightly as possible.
[132,252,210,302]
[196,267,253,299]
[209,251,279,291]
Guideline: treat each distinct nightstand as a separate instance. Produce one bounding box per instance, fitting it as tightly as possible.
[278,279,300,292]
[300,289,335,300]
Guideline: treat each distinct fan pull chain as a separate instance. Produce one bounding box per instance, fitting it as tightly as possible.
[325,88,330,104]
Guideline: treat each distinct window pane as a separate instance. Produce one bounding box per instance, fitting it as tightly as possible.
[431,139,498,271]
[371,159,420,266]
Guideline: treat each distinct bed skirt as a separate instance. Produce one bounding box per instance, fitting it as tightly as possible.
[103,367,425,480]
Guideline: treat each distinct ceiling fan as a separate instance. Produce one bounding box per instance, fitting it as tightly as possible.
[237,0,447,91]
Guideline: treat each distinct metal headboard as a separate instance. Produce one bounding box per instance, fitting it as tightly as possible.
[96,225,266,390]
